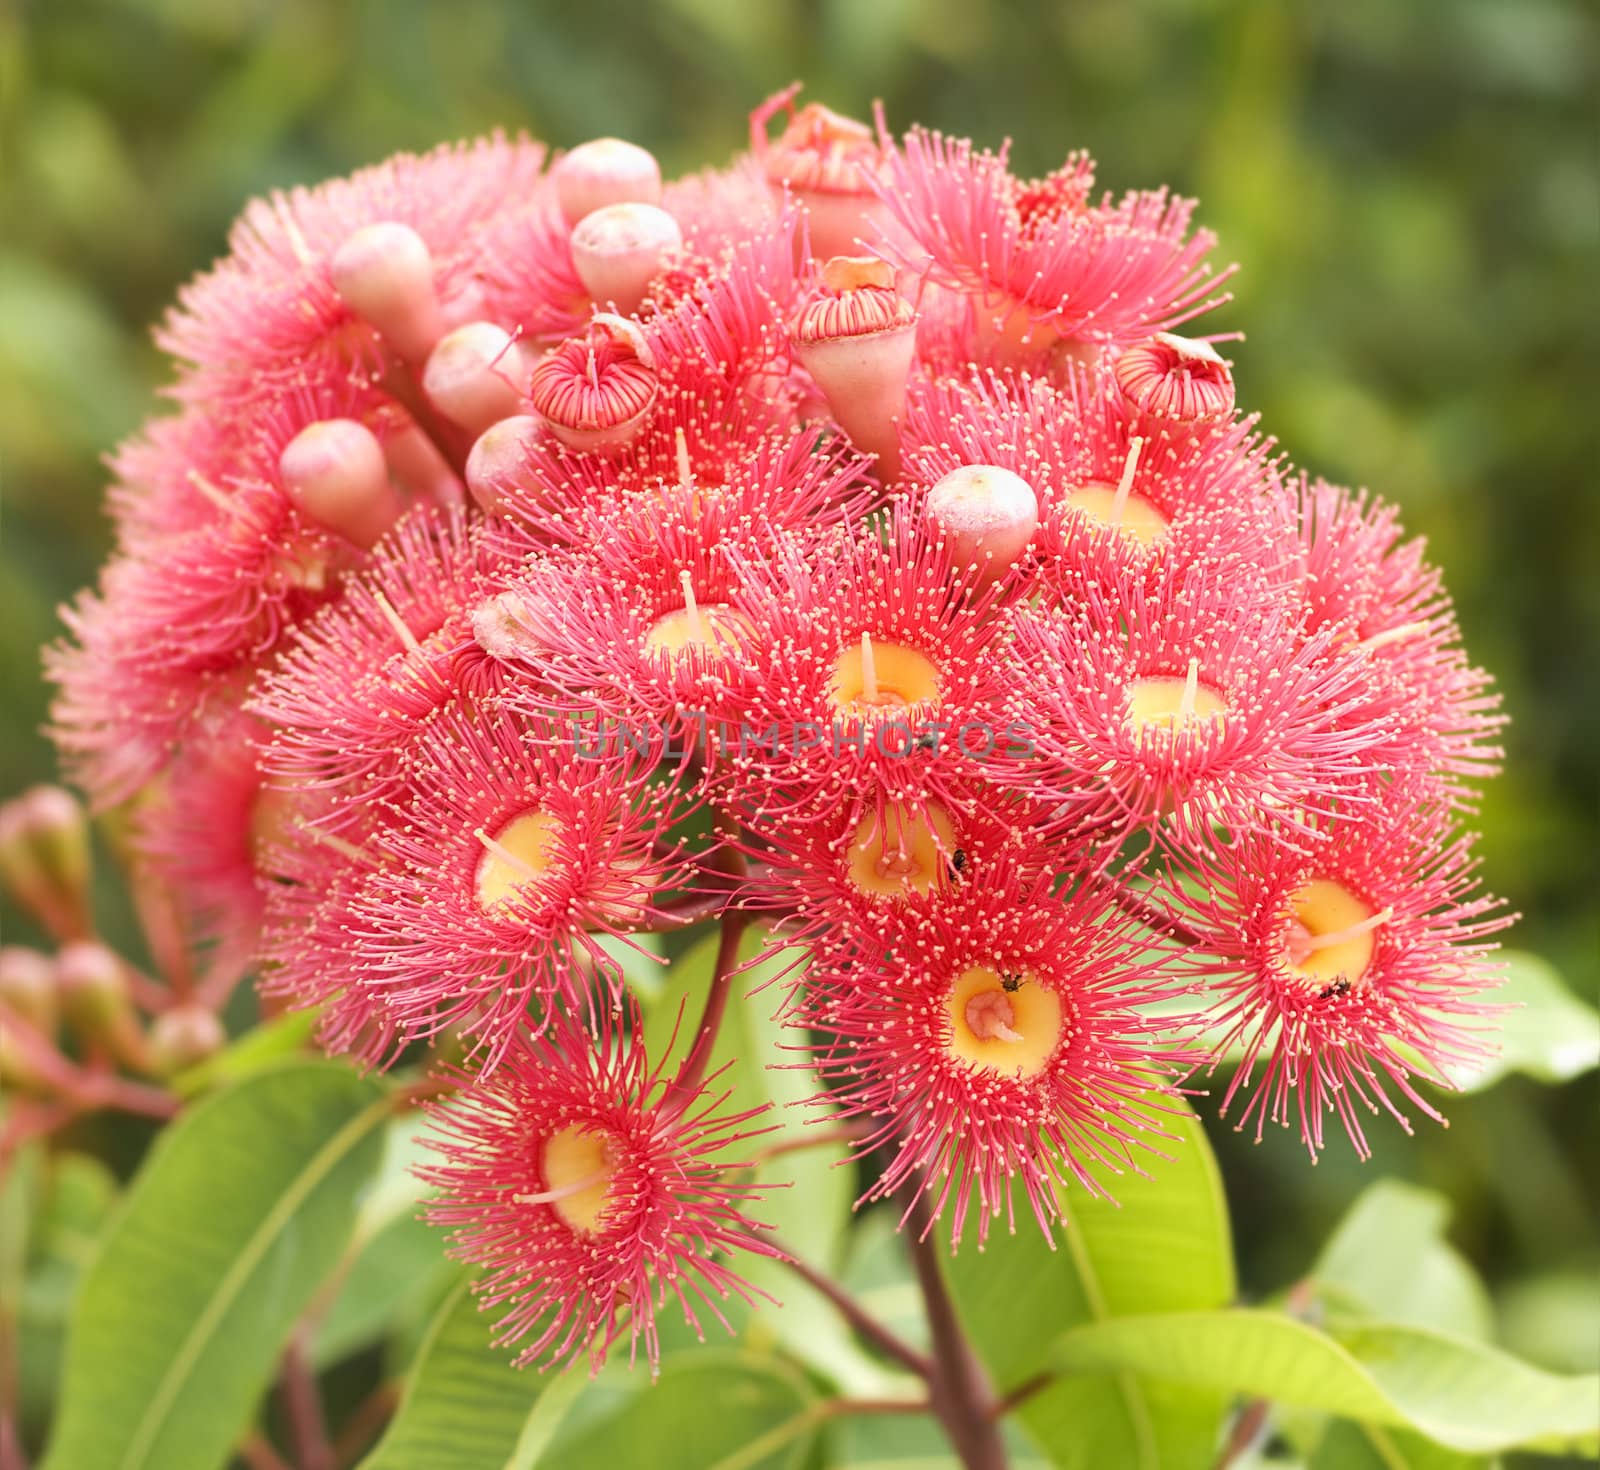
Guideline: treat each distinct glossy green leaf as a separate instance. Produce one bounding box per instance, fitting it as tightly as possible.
[361,1275,817,1470]
[1311,1181,1493,1341]
[946,1098,1236,1468]
[1048,1309,1600,1455]
[1310,1418,1496,1470]
[357,1276,586,1470]
[41,1061,389,1470]
[169,1007,319,1098]
[1444,950,1600,1091]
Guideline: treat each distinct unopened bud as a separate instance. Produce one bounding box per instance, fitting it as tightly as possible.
[280,419,404,549]
[1114,334,1235,424]
[555,138,663,228]
[0,785,91,940]
[330,222,444,364]
[528,314,658,455]
[56,940,130,1035]
[423,322,529,435]
[0,947,57,1037]
[384,420,465,506]
[147,1005,226,1077]
[570,203,683,316]
[926,464,1040,588]
[465,415,541,513]
[792,257,917,479]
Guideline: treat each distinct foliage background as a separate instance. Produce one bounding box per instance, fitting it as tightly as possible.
[1,0,1595,1458]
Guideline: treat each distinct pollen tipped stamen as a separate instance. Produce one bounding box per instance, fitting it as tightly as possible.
[186,470,242,517]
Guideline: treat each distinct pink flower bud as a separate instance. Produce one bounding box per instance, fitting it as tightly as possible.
[570,203,683,315]
[329,222,444,364]
[1114,333,1235,423]
[554,138,663,228]
[465,414,542,513]
[147,1004,226,1077]
[384,420,465,506]
[0,946,57,1037]
[423,322,529,435]
[926,464,1040,587]
[791,257,917,479]
[279,418,404,550]
[0,785,90,941]
[527,314,658,455]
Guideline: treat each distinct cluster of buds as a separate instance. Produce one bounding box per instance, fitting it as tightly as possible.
[0,787,219,1117]
[42,87,1508,1374]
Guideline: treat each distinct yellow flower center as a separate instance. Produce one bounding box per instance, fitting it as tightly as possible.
[1283,878,1388,990]
[830,632,941,713]
[536,1124,618,1235]
[945,966,1064,1079]
[1124,659,1227,740]
[474,809,561,911]
[1065,481,1171,548]
[846,800,958,897]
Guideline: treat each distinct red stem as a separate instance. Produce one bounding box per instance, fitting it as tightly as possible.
[279,1335,333,1470]
[761,1231,933,1380]
[903,1187,1008,1470]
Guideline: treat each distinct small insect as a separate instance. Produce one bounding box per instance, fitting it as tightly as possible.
[947,848,968,881]
[1318,978,1352,1000]
[912,730,940,753]
[1000,972,1024,993]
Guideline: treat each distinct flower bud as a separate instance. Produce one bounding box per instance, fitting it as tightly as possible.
[280,418,404,549]
[554,138,663,228]
[56,940,130,1035]
[570,203,683,316]
[384,419,465,506]
[330,222,444,364]
[0,946,57,1037]
[926,464,1040,588]
[0,785,91,940]
[423,322,529,435]
[1114,333,1235,424]
[754,89,888,259]
[527,314,658,455]
[147,1005,226,1077]
[791,256,917,479]
[465,414,542,513]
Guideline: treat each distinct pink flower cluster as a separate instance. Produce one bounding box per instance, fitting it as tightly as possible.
[49,88,1509,1372]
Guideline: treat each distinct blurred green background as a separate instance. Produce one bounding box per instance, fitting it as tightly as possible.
[2,0,1594,1431]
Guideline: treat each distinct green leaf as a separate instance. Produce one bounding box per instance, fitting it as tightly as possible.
[1445,950,1600,1092]
[18,1153,120,1439]
[1047,1309,1600,1456]
[1311,1181,1493,1341]
[41,1061,389,1470]
[169,1007,320,1098]
[644,929,895,1395]
[1310,1418,1496,1470]
[361,1276,817,1470]
[945,1098,1236,1468]
[357,1276,587,1470]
